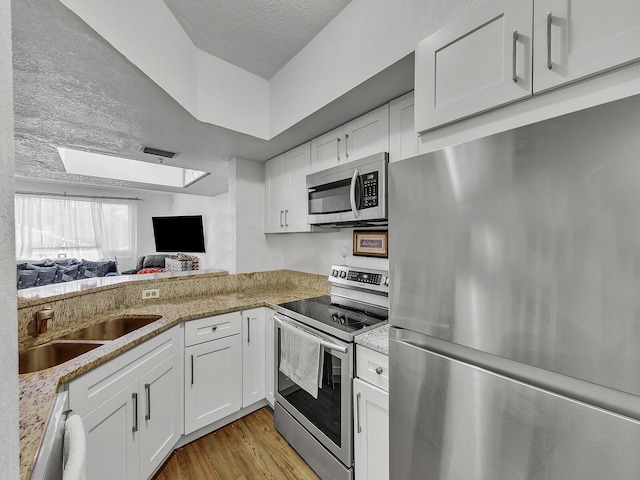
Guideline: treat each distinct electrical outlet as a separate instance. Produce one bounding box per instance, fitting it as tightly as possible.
[142,289,160,299]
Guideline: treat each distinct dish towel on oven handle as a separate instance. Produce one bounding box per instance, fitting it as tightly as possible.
[279,322,323,398]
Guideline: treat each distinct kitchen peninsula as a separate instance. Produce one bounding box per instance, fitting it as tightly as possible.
[18,269,331,480]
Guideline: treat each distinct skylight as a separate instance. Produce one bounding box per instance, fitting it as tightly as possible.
[57,147,209,188]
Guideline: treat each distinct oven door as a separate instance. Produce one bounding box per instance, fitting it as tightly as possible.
[274,313,354,467]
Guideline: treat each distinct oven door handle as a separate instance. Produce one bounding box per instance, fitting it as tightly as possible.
[274,314,348,354]
[349,169,361,219]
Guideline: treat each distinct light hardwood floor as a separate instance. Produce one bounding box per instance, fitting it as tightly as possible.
[153,407,320,480]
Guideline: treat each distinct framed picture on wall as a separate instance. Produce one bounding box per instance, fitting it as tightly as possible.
[353,230,388,258]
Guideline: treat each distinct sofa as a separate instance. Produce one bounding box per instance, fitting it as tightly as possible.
[121,255,171,275]
[16,258,118,289]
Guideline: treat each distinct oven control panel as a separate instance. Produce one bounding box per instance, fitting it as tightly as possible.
[329,265,389,291]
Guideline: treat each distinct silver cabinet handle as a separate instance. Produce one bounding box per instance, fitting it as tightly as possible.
[190,354,194,385]
[279,210,284,227]
[284,209,289,227]
[375,366,383,375]
[344,134,349,159]
[132,392,138,433]
[144,383,151,421]
[212,325,217,331]
[247,317,251,343]
[349,169,360,218]
[547,11,553,69]
[356,392,362,433]
[512,29,519,83]
[337,137,341,162]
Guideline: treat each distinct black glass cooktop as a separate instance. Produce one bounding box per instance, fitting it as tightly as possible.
[276,295,388,341]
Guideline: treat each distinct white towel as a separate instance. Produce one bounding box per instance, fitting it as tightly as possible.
[279,322,323,398]
[63,413,87,480]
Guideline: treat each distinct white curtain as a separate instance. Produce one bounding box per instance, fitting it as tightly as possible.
[15,195,138,271]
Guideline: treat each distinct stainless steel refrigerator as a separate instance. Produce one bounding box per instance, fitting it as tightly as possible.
[388,93,640,480]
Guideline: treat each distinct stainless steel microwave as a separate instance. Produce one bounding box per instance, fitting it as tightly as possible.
[306,152,388,226]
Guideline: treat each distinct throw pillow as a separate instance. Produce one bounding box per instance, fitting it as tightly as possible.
[17,269,38,289]
[34,266,58,286]
[60,265,79,282]
[94,262,112,277]
[83,269,97,278]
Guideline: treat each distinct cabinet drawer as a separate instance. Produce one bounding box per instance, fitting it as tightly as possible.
[184,312,241,347]
[356,346,389,392]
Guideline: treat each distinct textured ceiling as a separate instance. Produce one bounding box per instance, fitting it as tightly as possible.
[162,0,353,79]
[11,0,413,197]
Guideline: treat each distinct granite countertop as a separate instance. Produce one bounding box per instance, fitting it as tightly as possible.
[19,270,328,480]
[355,323,389,355]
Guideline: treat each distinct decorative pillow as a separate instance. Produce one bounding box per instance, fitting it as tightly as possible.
[54,258,81,267]
[82,268,97,278]
[94,262,112,277]
[17,269,38,289]
[42,259,57,267]
[75,265,87,279]
[142,255,167,269]
[52,266,64,284]
[60,265,79,282]
[137,268,165,274]
[34,266,58,286]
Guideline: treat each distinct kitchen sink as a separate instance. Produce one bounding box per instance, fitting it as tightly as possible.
[58,315,163,341]
[19,341,105,374]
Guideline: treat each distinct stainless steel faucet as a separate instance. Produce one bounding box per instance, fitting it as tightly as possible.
[30,307,54,336]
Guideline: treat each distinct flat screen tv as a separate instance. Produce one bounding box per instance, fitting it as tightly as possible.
[152,215,206,253]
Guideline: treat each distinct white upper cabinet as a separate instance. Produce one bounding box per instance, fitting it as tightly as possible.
[415,0,533,133]
[310,104,390,173]
[533,0,640,93]
[310,126,345,173]
[343,104,389,164]
[264,142,312,234]
[389,92,418,163]
[416,0,640,132]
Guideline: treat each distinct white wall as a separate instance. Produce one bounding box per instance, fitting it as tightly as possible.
[170,191,233,271]
[229,158,268,274]
[265,229,389,275]
[0,0,18,476]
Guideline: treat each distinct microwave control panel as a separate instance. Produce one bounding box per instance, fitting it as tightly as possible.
[362,172,378,209]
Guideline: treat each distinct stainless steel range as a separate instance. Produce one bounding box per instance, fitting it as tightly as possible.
[274,265,389,480]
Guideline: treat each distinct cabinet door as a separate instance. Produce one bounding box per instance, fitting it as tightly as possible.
[265,309,275,408]
[533,0,640,93]
[184,334,242,434]
[389,92,418,163]
[353,379,389,480]
[343,104,389,162]
[415,0,532,132]
[310,125,345,173]
[138,353,182,480]
[83,381,140,480]
[284,142,312,232]
[265,154,287,233]
[242,308,266,407]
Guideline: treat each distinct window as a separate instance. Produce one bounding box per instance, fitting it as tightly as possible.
[15,194,137,269]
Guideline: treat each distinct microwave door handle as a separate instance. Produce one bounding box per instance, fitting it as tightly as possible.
[350,170,360,218]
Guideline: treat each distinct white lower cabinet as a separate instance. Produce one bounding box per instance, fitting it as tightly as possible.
[354,346,389,480]
[184,325,242,434]
[138,354,182,479]
[242,308,266,407]
[68,326,182,480]
[82,380,139,480]
[264,308,275,408]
